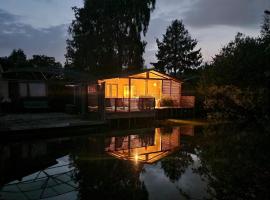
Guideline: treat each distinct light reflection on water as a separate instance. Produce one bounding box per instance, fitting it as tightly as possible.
[0,124,269,199]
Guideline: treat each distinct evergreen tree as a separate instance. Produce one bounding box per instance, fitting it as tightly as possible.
[66,0,155,75]
[155,20,202,76]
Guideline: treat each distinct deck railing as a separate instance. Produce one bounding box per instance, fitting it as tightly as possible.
[105,97,155,112]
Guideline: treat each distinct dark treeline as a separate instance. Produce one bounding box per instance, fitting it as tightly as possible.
[0,49,62,71]
[152,11,269,122]
[194,12,269,122]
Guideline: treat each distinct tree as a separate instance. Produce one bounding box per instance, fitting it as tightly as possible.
[29,55,62,68]
[8,49,28,68]
[261,10,270,40]
[66,0,156,76]
[197,21,270,121]
[202,33,269,89]
[155,20,202,77]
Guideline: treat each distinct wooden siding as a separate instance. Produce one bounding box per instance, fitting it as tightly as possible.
[162,80,181,106]
[180,96,195,108]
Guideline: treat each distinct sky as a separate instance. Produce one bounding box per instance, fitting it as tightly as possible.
[0,0,269,66]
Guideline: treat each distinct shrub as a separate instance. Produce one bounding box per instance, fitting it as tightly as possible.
[161,97,174,107]
[203,85,269,121]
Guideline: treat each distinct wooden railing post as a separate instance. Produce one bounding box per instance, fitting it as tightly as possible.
[128,78,131,112]
[115,98,117,112]
[98,82,105,120]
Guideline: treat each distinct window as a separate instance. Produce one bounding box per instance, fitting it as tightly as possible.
[19,82,46,97]
[123,85,136,98]
[106,84,118,97]
[29,83,46,97]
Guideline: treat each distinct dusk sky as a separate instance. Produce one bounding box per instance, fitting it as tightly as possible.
[0,0,269,66]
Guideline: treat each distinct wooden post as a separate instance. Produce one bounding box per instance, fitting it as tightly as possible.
[81,83,88,117]
[115,98,117,112]
[170,80,172,96]
[128,78,131,112]
[98,82,105,120]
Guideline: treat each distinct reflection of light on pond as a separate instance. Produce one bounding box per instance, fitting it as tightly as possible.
[134,153,139,163]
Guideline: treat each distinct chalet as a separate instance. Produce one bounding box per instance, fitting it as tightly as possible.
[63,69,196,120]
[99,69,182,110]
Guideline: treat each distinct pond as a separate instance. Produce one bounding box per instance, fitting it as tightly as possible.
[0,123,269,200]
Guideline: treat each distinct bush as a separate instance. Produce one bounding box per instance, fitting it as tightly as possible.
[203,85,269,121]
[160,97,174,107]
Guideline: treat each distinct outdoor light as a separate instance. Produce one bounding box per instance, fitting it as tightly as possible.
[153,82,157,87]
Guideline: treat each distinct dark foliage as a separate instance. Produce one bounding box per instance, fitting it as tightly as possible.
[0,49,62,71]
[196,12,270,121]
[29,55,62,69]
[155,20,202,77]
[66,0,156,75]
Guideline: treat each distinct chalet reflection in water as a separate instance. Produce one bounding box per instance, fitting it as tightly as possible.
[105,126,194,163]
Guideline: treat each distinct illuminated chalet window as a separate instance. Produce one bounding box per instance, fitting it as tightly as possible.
[123,85,136,98]
[106,84,118,97]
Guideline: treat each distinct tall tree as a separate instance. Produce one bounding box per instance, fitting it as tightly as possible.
[155,20,202,76]
[66,0,155,75]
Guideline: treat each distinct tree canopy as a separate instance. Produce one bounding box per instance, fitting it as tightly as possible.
[66,0,156,76]
[29,55,62,69]
[155,20,202,77]
[196,12,270,121]
[0,49,62,71]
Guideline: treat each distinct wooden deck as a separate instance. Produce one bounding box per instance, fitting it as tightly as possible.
[106,110,155,119]
[0,113,106,138]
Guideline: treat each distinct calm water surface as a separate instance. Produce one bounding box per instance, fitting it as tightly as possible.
[0,124,269,200]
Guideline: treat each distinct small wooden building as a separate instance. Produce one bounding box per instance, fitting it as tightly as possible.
[98,69,183,112]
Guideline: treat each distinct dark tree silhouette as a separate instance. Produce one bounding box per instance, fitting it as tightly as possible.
[66,0,156,75]
[29,55,62,68]
[261,10,270,42]
[155,20,202,77]
[0,50,62,71]
[7,49,28,69]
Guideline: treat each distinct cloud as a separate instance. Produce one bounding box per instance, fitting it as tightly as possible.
[0,0,83,28]
[150,0,270,28]
[0,9,67,63]
[143,0,266,66]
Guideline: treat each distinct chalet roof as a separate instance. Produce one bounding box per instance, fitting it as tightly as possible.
[98,68,183,83]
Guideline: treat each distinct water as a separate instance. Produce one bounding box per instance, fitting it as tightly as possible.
[0,123,269,200]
